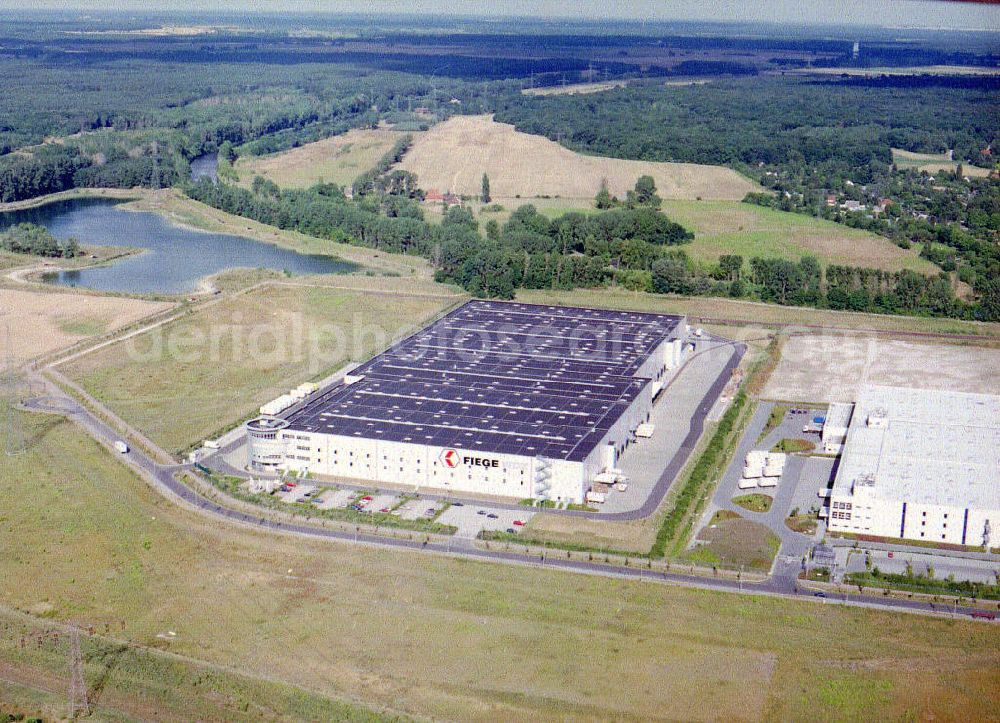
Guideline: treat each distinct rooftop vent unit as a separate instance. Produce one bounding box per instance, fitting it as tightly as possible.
[867,407,889,428]
[852,472,876,494]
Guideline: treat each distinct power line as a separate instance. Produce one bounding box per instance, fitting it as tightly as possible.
[68,624,89,718]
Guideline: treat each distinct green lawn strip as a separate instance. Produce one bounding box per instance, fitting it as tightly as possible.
[772,438,815,453]
[651,387,753,558]
[757,404,787,442]
[844,571,1000,601]
[479,530,643,559]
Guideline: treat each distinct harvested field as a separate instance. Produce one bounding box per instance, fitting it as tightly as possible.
[0,288,172,369]
[396,114,757,201]
[891,148,991,178]
[2,407,998,721]
[235,128,412,188]
[762,335,1000,402]
[661,199,939,273]
[60,282,454,452]
[521,80,628,96]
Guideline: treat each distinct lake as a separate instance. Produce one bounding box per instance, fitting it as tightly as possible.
[0,197,356,294]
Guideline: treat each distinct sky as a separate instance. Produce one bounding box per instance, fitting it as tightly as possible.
[5,0,1000,31]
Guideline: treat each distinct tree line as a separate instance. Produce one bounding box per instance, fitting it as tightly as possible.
[0,222,78,258]
[183,171,984,319]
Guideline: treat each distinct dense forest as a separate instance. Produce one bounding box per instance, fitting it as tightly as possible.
[1,21,998,319]
[493,76,999,318]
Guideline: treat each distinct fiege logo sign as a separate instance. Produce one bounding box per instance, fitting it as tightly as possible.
[439,449,500,469]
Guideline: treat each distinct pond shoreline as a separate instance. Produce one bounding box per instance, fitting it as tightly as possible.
[0,192,359,294]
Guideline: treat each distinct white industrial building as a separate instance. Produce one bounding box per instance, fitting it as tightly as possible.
[246,300,688,504]
[827,386,1000,547]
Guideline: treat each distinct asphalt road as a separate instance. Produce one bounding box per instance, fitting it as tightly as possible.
[21,373,995,623]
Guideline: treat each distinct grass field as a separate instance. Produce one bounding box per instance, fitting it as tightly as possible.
[660,199,939,273]
[891,148,992,178]
[0,609,382,722]
[733,493,774,513]
[516,287,1000,337]
[60,282,454,452]
[235,128,413,188]
[689,516,781,570]
[0,287,173,370]
[2,407,998,720]
[396,114,757,201]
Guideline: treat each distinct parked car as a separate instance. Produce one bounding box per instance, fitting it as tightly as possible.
[513,520,525,526]
[506,528,516,534]
[814,592,827,598]
[477,510,487,516]
[452,502,464,507]
[487,513,499,519]
[379,507,391,513]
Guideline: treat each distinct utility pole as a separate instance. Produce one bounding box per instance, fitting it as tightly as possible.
[2,321,26,457]
[68,625,88,718]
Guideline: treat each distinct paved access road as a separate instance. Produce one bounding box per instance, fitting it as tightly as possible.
[21,372,995,623]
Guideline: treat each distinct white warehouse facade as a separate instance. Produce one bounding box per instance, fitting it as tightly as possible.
[248,300,688,504]
[827,386,1000,547]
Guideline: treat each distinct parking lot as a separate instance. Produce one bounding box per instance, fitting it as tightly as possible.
[437,504,535,539]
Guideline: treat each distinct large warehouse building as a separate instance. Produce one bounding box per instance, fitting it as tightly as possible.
[826,386,999,547]
[247,300,689,504]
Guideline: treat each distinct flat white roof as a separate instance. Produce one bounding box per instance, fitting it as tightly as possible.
[832,385,1000,509]
[824,401,854,431]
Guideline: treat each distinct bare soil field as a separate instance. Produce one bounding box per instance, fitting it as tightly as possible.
[0,288,172,369]
[2,407,997,721]
[762,335,1000,402]
[235,128,412,188]
[396,114,757,201]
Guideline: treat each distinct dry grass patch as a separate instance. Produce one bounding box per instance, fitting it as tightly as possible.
[521,80,629,96]
[3,408,998,721]
[236,128,414,188]
[0,287,173,369]
[60,282,453,452]
[397,114,757,201]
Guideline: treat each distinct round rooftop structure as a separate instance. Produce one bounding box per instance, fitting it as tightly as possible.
[245,417,289,472]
